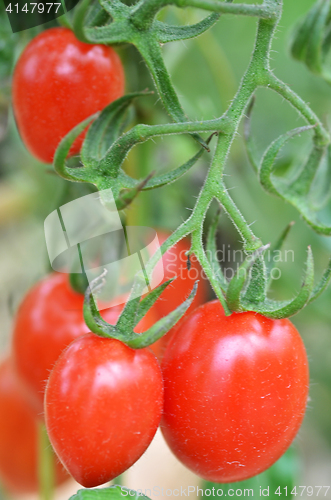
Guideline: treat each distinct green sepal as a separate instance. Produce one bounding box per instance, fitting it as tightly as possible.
[115,173,153,210]
[83,273,121,340]
[113,278,175,332]
[84,0,110,28]
[155,13,220,44]
[83,271,197,348]
[81,92,149,170]
[226,246,315,319]
[98,0,128,17]
[243,254,268,304]
[309,256,331,303]
[134,278,174,323]
[243,247,315,319]
[84,21,132,45]
[142,147,204,190]
[226,245,269,312]
[126,281,198,349]
[53,113,98,182]
[205,208,228,293]
[70,486,151,500]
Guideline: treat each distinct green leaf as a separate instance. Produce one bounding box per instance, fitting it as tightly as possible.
[70,486,151,500]
[291,0,325,62]
[305,0,330,74]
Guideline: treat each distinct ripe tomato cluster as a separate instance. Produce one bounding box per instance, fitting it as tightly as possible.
[3,227,209,488]
[3,25,310,493]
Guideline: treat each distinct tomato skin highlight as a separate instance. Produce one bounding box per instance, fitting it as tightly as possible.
[44,334,164,488]
[0,358,68,494]
[12,273,158,415]
[161,300,309,483]
[12,27,124,163]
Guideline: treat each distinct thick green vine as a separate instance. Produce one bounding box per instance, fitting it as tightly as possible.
[53,0,331,344]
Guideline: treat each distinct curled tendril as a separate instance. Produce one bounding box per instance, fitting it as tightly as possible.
[206,214,331,319]
[244,98,331,235]
[83,271,198,348]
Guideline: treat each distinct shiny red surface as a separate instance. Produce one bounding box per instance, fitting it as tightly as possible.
[45,334,163,487]
[12,273,158,415]
[12,27,124,163]
[161,300,309,482]
[0,358,68,493]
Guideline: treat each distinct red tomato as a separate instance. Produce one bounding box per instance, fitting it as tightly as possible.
[44,333,163,487]
[161,300,309,483]
[12,27,124,163]
[0,358,68,494]
[12,273,158,416]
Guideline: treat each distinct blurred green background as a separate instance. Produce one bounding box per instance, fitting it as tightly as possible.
[1,0,331,497]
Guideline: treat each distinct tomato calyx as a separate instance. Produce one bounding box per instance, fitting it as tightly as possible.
[54,92,206,211]
[206,210,331,319]
[83,271,198,348]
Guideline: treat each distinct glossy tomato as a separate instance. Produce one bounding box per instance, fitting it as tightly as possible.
[161,300,309,483]
[12,273,158,415]
[44,333,163,487]
[0,358,68,494]
[12,27,124,163]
